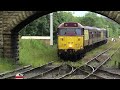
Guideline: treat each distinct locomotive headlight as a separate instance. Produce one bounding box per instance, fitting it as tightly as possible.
[69,44,72,48]
[81,46,83,49]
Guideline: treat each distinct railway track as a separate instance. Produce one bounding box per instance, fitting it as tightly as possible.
[0,65,33,79]
[59,42,120,79]
[0,61,59,79]
[27,64,74,79]
[1,41,120,79]
[88,67,120,79]
[0,60,74,79]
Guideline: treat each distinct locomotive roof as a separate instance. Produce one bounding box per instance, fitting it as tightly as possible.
[58,22,84,28]
[58,22,107,31]
[84,26,100,30]
[84,26,107,31]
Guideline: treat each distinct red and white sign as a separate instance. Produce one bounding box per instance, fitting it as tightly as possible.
[15,73,24,79]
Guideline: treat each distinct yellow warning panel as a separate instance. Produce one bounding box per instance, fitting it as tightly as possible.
[58,36,83,50]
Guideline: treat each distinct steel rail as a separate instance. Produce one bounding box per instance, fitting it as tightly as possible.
[55,64,74,79]
[0,65,32,78]
[2,60,57,79]
[79,69,106,79]
[26,63,64,79]
[59,42,118,79]
[84,45,120,79]
[94,68,120,79]
[27,63,74,79]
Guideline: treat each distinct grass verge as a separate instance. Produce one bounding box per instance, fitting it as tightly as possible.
[0,38,120,73]
[19,39,58,67]
[0,58,17,73]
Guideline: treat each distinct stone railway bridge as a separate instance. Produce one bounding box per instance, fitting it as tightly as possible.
[0,11,120,61]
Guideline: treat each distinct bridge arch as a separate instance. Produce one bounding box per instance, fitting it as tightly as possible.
[0,11,120,61]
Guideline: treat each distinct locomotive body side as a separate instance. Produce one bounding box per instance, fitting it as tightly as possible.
[83,26,108,47]
[83,26,100,46]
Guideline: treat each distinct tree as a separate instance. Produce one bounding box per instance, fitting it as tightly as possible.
[81,16,96,26]
[19,11,120,40]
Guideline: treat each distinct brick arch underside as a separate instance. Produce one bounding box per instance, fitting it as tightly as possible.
[2,11,120,61]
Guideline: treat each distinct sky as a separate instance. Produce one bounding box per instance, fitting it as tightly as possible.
[66,11,102,17]
[70,11,88,17]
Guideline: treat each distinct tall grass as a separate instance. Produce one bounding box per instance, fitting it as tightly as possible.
[0,58,17,73]
[19,39,58,67]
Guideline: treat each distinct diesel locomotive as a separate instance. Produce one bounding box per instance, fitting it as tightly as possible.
[57,22,108,60]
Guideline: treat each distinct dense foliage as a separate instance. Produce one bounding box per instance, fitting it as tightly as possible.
[19,11,120,43]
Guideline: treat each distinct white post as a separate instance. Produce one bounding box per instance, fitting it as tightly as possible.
[107,29,109,38]
[50,13,53,45]
[106,26,109,38]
